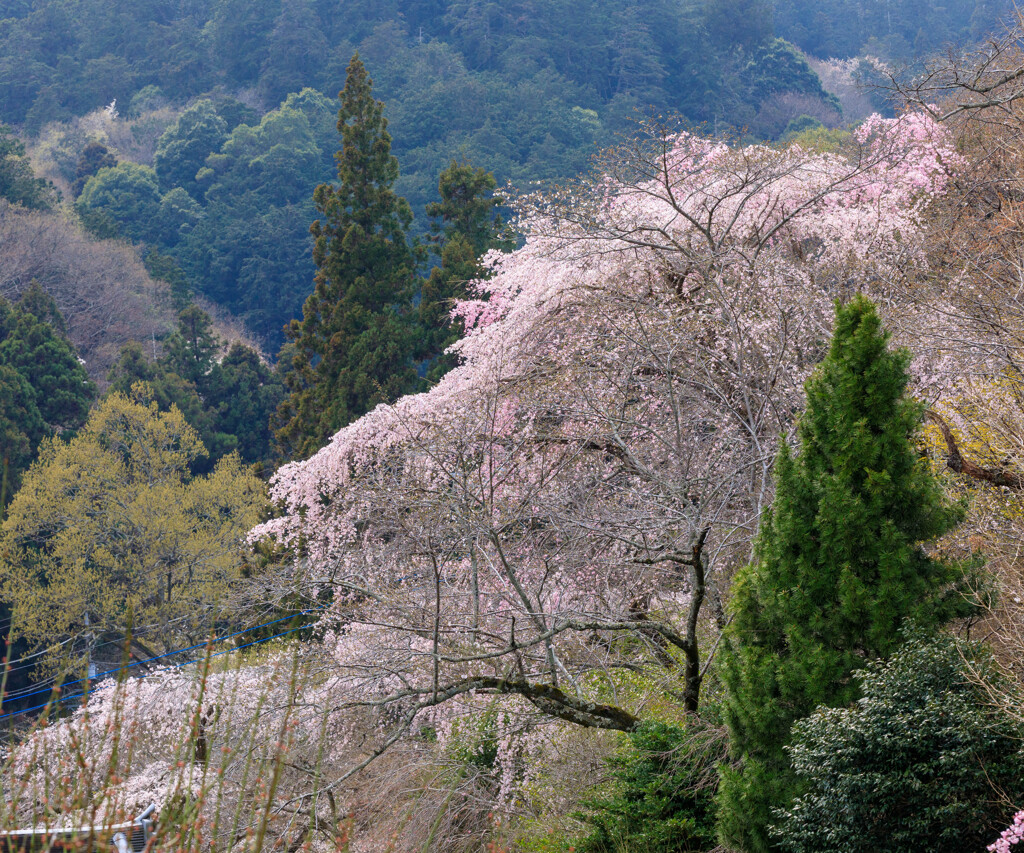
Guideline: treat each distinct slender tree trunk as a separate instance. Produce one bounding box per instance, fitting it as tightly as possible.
[682,527,710,714]
[0,453,9,517]
[470,542,480,643]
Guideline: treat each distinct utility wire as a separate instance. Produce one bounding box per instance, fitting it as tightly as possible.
[0,622,315,722]
[0,608,325,718]
[0,609,220,672]
[0,609,225,689]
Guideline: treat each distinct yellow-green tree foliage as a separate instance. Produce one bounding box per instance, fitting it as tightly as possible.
[0,385,265,669]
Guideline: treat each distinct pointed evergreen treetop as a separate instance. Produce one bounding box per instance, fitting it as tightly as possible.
[276,53,420,460]
[418,159,513,383]
[317,52,411,242]
[716,294,978,853]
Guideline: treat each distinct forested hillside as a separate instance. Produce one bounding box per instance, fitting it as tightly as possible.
[8,1,1005,348]
[2,0,837,140]
[774,0,1010,59]
[7,3,1024,852]
[2,0,855,346]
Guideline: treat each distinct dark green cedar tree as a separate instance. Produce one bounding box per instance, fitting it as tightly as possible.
[204,342,285,469]
[71,141,116,198]
[576,721,720,853]
[143,250,193,311]
[164,304,220,384]
[276,53,421,460]
[0,365,43,511]
[0,283,95,435]
[108,307,282,468]
[0,125,58,209]
[716,295,978,853]
[0,283,93,511]
[418,159,513,383]
[107,341,221,466]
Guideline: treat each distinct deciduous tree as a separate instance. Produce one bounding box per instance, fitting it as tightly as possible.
[252,112,961,772]
[153,99,228,197]
[0,386,266,672]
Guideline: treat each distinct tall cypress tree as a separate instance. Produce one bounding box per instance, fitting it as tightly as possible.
[716,295,978,853]
[276,53,420,459]
[418,159,512,384]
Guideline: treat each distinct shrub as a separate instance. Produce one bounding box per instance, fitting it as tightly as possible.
[775,632,1024,853]
[575,721,720,853]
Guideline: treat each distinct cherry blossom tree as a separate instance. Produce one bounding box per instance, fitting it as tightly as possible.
[0,111,965,850]
[250,110,960,746]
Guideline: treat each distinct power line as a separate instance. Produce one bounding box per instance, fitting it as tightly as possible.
[2,609,232,685]
[0,621,315,723]
[0,608,325,719]
[0,609,219,672]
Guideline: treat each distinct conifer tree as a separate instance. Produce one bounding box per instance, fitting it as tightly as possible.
[0,283,94,436]
[276,53,420,460]
[716,295,978,853]
[418,159,512,383]
[0,125,58,210]
[164,304,219,385]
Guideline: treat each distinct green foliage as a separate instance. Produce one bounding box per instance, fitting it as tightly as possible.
[705,0,774,50]
[0,365,44,510]
[575,722,720,853]
[157,187,203,246]
[0,125,57,209]
[276,54,421,459]
[173,89,337,344]
[208,0,282,86]
[716,295,978,853]
[444,703,503,769]
[153,99,229,196]
[71,141,116,198]
[781,123,852,153]
[0,285,96,433]
[163,304,219,384]
[0,283,94,509]
[772,0,1011,62]
[419,159,513,382]
[127,84,167,117]
[77,162,163,243]
[259,0,330,106]
[2,1,863,346]
[744,39,841,111]
[776,632,1024,853]
[108,307,284,468]
[427,159,512,257]
[143,249,193,310]
[0,386,266,669]
[3,0,940,138]
[203,342,285,468]
[107,341,218,463]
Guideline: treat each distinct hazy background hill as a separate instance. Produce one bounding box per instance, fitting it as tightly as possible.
[0,0,1014,347]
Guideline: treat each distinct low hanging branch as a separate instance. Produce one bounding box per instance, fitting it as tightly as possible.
[925,409,1024,490]
[469,676,641,731]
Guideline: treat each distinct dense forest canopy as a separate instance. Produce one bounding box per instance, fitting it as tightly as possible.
[5,0,1007,348]
[773,0,1011,59]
